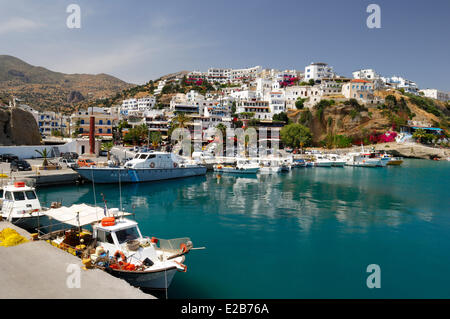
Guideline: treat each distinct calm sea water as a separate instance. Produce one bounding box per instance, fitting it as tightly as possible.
[37,159,450,298]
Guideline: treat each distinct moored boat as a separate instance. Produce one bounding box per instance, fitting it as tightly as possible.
[74,151,207,184]
[0,181,46,230]
[40,204,194,289]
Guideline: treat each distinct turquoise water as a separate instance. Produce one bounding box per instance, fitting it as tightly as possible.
[37,159,450,298]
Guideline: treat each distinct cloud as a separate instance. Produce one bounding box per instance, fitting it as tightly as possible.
[0,17,42,34]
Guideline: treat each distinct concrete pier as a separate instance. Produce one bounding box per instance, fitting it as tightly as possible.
[0,221,154,299]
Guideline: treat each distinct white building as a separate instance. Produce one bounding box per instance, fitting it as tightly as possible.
[304,62,335,82]
[207,68,231,84]
[121,96,156,116]
[230,66,262,83]
[154,80,167,95]
[381,76,419,95]
[268,92,286,114]
[419,89,450,102]
[353,69,385,89]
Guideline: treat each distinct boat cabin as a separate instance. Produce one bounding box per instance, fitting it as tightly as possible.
[125,151,179,169]
[0,182,42,219]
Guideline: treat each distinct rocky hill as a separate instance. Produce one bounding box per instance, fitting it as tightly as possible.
[0,107,40,145]
[0,55,134,113]
[288,90,449,146]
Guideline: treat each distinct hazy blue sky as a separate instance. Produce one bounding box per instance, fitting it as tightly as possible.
[1,0,449,91]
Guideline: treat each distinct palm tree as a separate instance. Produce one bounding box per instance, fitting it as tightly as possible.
[101,142,114,160]
[35,148,49,167]
[150,131,162,149]
[172,113,190,129]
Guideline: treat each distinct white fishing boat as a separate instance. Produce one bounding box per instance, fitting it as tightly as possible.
[313,154,333,167]
[0,181,45,229]
[214,159,260,174]
[257,159,282,174]
[326,154,346,167]
[345,152,382,167]
[40,204,196,289]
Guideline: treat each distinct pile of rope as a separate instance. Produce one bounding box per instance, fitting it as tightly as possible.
[0,228,29,247]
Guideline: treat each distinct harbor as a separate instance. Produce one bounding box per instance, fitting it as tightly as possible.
[1,156,448,298]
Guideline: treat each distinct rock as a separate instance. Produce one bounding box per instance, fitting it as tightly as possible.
[67,90,85,103]
[0,107,41,145]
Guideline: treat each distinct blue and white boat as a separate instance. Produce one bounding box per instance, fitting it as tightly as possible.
[74,151,207,184]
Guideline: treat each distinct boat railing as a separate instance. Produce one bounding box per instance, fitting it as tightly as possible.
[158,237,191,253]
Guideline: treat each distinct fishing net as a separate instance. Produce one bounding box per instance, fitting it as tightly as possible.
[0,228,29,247]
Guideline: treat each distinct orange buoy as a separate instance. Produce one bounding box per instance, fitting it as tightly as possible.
[101,217,116,227]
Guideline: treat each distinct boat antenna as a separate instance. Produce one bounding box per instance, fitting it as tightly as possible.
[90,166,99,222]
[118,169,123,212]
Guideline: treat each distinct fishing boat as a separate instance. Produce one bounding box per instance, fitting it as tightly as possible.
[380,153,404,166]
[326,154,346,167]
[40,204,196,289]
[214,159,260,174]
[345,152,382,167]
[292,159,306,168]
[313,154,333,167]
[257,159,282,174]
[0,181,45,229]
[74,151,207,184]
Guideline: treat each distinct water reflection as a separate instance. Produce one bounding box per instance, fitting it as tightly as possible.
[36,163,440,234]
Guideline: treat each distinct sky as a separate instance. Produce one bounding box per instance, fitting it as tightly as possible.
[0,0,449,91]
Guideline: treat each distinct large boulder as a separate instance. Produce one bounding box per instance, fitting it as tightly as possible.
[0,107,41,145]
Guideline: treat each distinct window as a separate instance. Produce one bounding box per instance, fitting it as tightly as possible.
[139,154,147,159]
[5,192,12,200]
[13,192,26,201]
[25,191,37,200]
[115,227,140,244]
[0,189,3,198]
[96,230,114,244]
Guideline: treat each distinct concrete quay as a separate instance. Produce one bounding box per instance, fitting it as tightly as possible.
[0,221,154,299]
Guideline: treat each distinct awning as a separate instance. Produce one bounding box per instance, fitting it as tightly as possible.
[43,204,131,227]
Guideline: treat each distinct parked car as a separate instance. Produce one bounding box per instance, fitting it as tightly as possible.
[59,158,77,168]
[1,153,19,163]
[10,159,32,171]
[61,152,79,160]
[77,158,96,167]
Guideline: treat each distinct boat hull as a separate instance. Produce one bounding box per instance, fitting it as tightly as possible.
[331,161,346,167]
[75,166,207,184]
[214,167,259,174]
[387,160,403,166]
[107,267,178,289]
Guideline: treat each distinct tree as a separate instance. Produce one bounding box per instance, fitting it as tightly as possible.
[172,113,190,129]
[272,112,289,123]
[295,98,306,109]
[35,148,49,167]
[308,79,315,86]
[101,142,114,160]
[280,123,312,149]
[149,131,162,148]
[412,128,427,143]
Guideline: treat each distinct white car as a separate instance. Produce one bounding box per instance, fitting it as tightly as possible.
[59,158,77,168]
